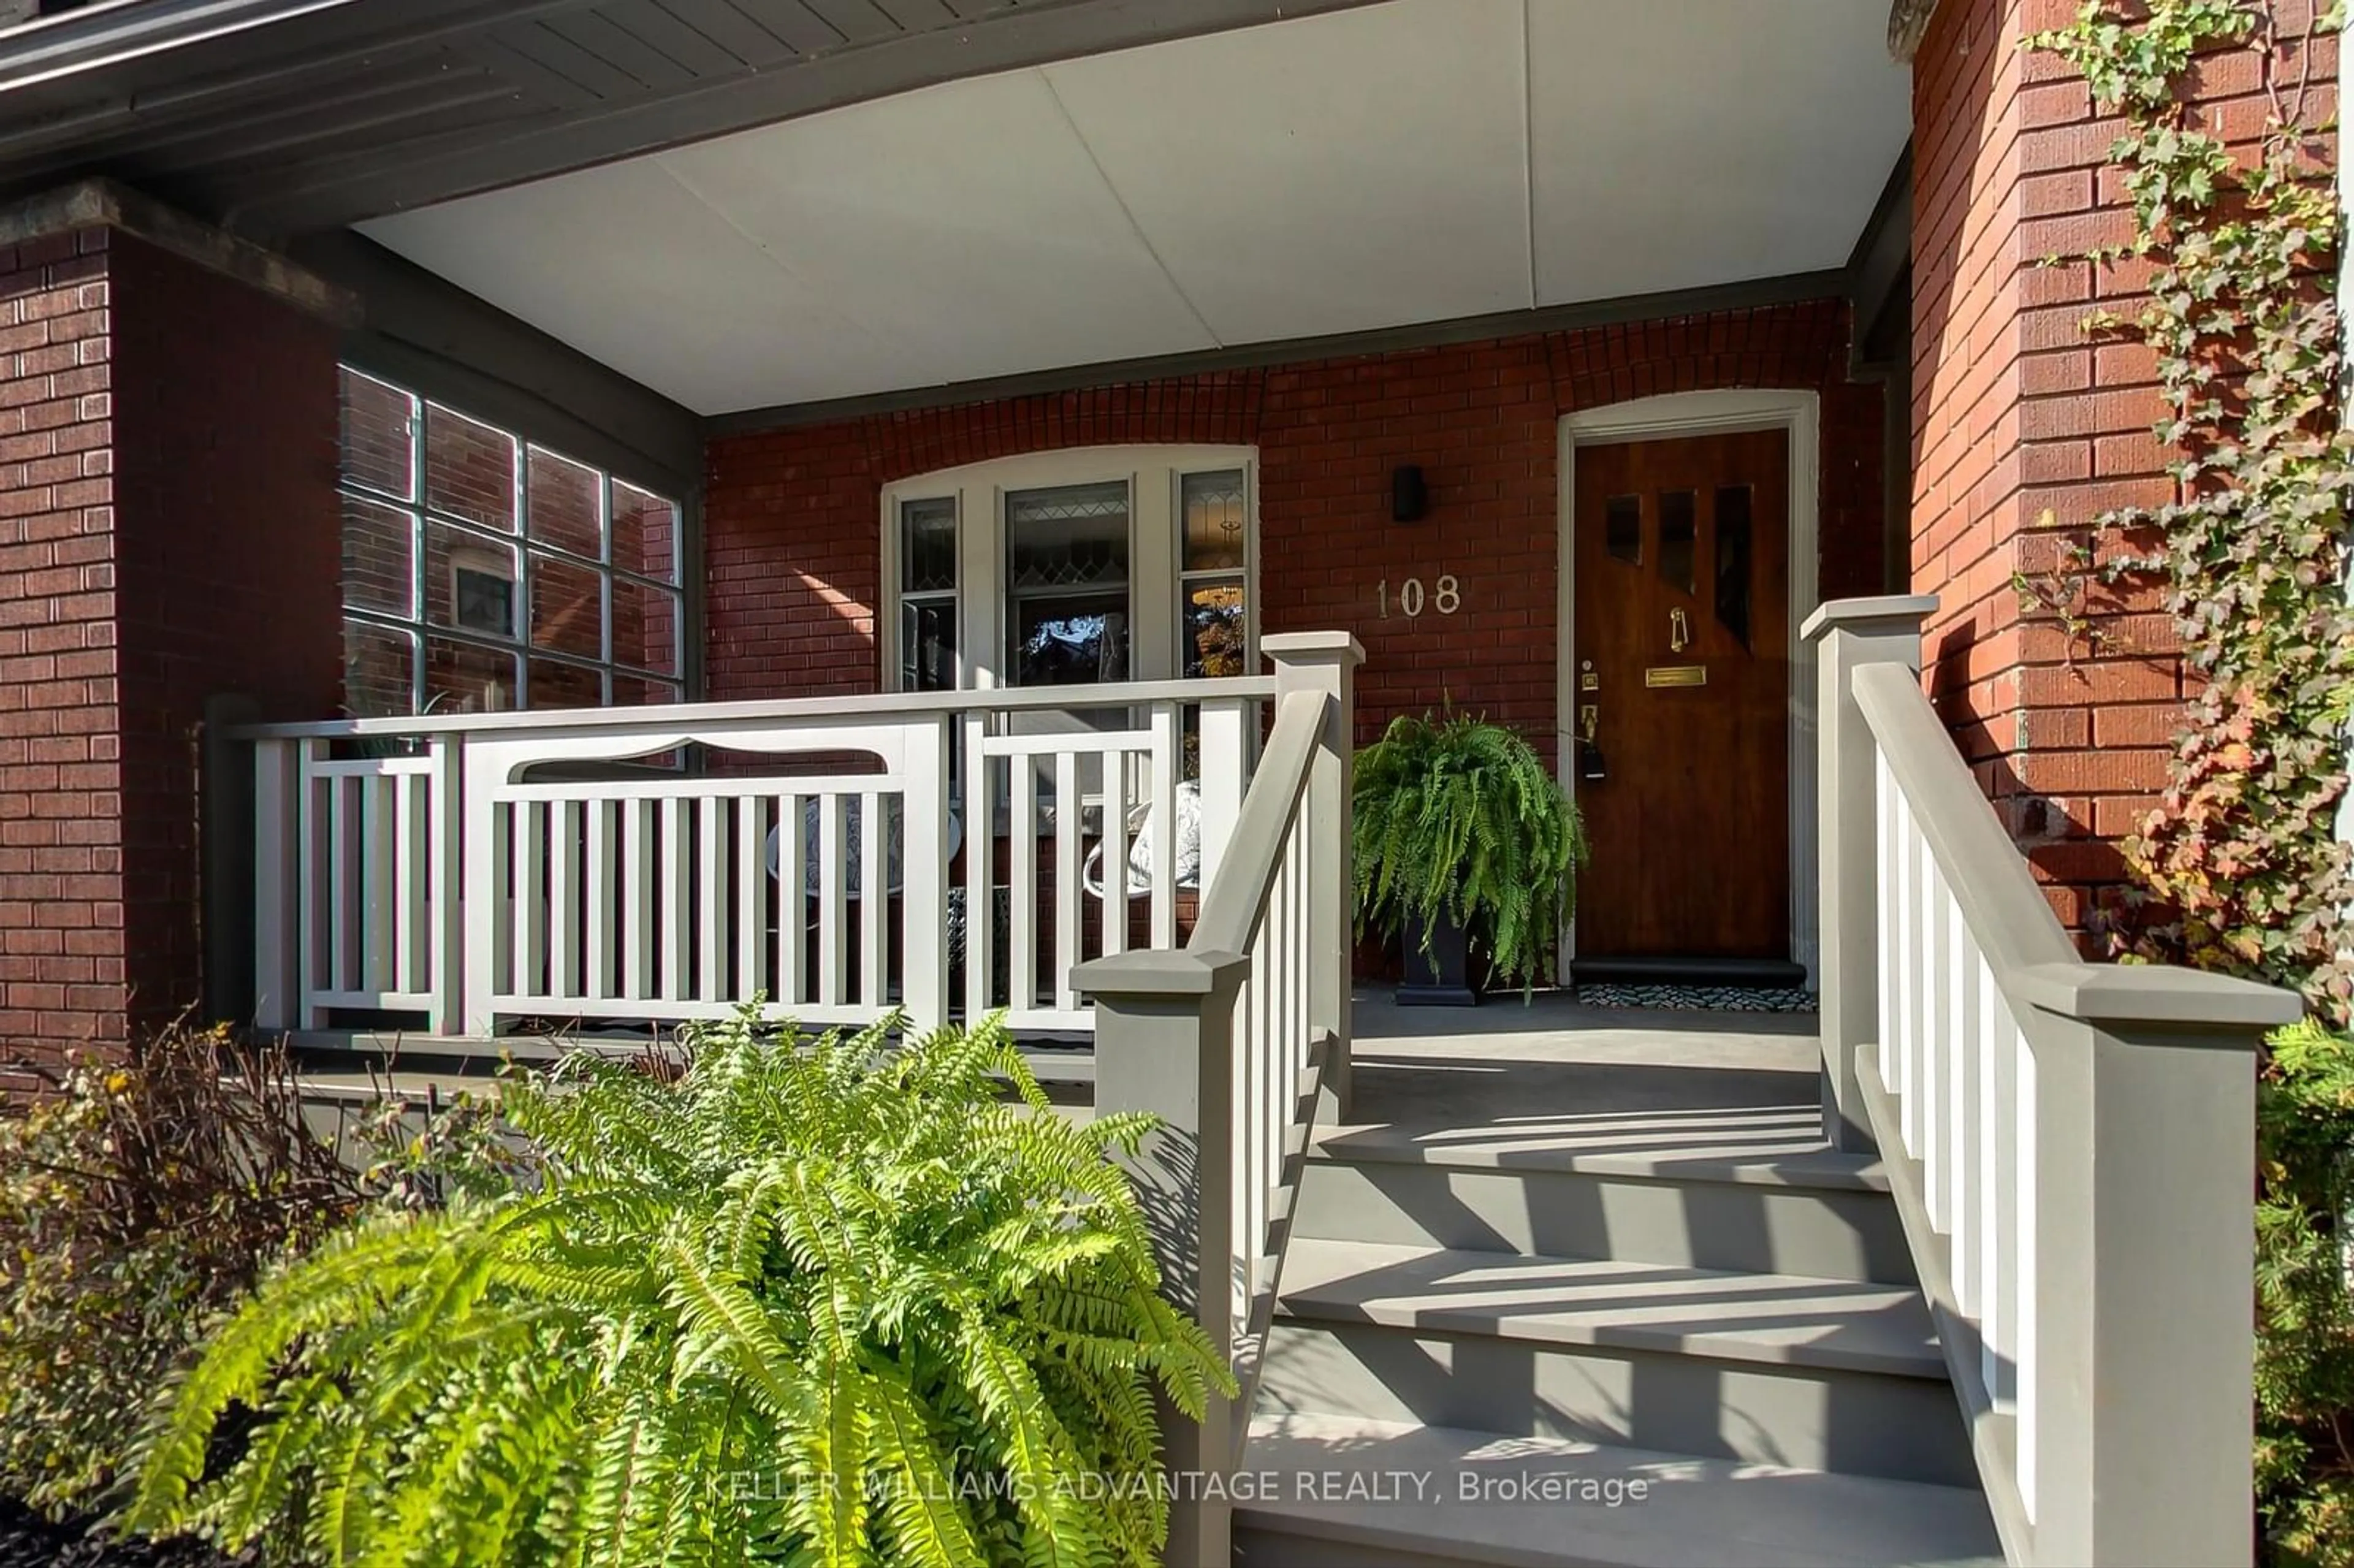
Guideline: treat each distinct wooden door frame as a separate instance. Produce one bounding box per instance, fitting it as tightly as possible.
[1556,389,1823,981]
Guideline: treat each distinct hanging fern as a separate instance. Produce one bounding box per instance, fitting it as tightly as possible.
[124,1010,1233,1567]
[1352,711,1587,995]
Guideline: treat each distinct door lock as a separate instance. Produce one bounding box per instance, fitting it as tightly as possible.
[1578,704,1606,782]
[1669,607,1691,653]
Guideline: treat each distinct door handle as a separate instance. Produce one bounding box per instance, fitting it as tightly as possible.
[1669,607,1691,653]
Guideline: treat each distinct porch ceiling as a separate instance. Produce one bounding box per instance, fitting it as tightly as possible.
[357,0,1909,418]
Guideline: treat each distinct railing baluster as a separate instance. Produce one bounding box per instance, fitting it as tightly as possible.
[1922,843,1949,1229]
[1950,916,1984,1318]
[329,773,359,995]
[964,714,992,1022]
[549,799,580,1001]
[736,794,766,1011]
[623,798,654,1002]
[1102,750,1129,960]
[818,791,847,1009]
[362,772,395,995]
[777,792,806,1011]
[660,797,690,1004]
[585,798,616,1002]
[1149,701,1178,949]
[1010,757,1037,1012]
[698,796,726,1005]
[1054,750,1080,1011]
[859,788,885,1011]
[395,769,424,997]
[514,800,547,1002]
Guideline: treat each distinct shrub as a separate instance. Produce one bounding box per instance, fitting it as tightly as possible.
[129,1011,1233,1566]
[1352,710,1587,993]
[2257,1019,2354,1565]
[0,1026,359,1518]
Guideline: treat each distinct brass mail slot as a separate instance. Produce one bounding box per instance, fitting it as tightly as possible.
[1645,664,1708,688]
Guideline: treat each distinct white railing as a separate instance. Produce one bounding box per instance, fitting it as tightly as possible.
[240,676,1287,1039]
[1076,630,1360,1567]
[1808,597,2297,1568]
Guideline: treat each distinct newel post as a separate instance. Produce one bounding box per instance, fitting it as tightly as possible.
[1800,594,1937,1151]
[2012,964,2295,1568]
[201,694,261,1030]
[1075,948,1247,1568]
[1262,631,1364,1124]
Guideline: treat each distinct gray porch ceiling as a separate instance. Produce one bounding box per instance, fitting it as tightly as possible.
[355,0,1911,417]
[0,0,1392,236]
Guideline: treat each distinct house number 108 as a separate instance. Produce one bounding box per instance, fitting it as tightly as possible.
[1376,575,1461,619]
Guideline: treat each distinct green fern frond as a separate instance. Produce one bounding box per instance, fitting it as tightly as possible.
[1353,709,1587,994]
[132,1008,1216,1567]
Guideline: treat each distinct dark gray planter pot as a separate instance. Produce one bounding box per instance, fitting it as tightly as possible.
[1397,909,1481,1007]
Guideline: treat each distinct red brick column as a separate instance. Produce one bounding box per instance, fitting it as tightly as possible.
[1908,0,2336,932]
[0,194,344,1063]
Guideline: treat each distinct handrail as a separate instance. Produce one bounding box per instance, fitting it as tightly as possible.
[1073,630,1361,1566]
[1189,689,1323,956]
[1849,662,2077,989]
[1809,597,2296,1568]
[229,672,1281,740]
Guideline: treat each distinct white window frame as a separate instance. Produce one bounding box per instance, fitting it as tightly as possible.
[879,445,1259,693]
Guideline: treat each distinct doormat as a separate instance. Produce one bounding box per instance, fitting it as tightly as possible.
[1575,983,1817,1013]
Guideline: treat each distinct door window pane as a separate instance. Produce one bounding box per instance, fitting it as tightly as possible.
[1007,481,1130,686]
[1605,495,1641,565]
[1715,484,1754,648]
[1658,490,1697,594]
[1181,470,1247,571]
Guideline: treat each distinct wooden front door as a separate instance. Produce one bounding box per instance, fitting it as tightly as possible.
[1570,430,1791,959]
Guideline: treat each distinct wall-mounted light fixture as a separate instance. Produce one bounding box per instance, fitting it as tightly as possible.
[1391,464,1427,523]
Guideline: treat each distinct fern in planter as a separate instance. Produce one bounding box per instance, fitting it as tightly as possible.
[1352,711,1587,995]
[126,1011,1232,1567]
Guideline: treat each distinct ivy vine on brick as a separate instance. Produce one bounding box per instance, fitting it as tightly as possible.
[2031,4,2354,1559]
[2032,0,2354,1019]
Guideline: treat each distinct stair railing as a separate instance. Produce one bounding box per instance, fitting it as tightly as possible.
[1077,631,1362,1568]
[1807,596,2298,1568]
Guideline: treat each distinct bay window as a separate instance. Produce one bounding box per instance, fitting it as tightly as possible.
[881,447,1257,693]
[336,367,685,717]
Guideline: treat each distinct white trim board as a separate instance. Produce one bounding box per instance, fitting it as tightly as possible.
[1555,389,1824,983]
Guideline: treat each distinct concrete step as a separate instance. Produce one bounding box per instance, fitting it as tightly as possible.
[1295,1115,1915,1285]
[1234,1412,2003,1568]
[1256,1239,1974,1488]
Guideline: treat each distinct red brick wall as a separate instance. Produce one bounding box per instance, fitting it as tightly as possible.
[0,229,118,1057]
[1910,0,2337,930]
[0,226,341,1060]
[110,234,342,1037]
[704,299,1885,760]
